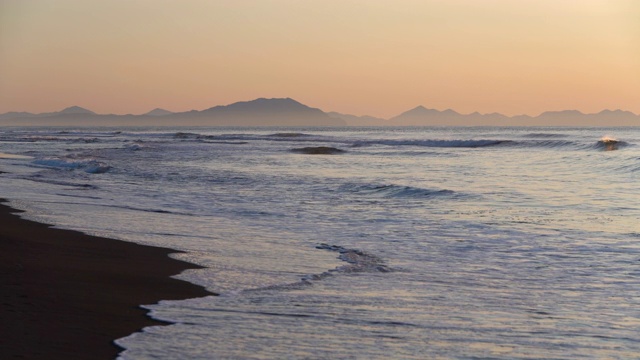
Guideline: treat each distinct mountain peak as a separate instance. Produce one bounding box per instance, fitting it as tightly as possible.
[245,97,306,107]
[184,97,345,126]
[145,108,173,116]
[203,97,315,113]
[395,105,447,118]
[596,109,636,117]
[539,109,584,117]
[60,106,95,115]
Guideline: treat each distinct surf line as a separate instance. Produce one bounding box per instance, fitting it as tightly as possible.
[313,243,391,275]
[237,244,391,295]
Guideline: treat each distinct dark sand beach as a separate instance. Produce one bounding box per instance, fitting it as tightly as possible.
[0,199,211,359]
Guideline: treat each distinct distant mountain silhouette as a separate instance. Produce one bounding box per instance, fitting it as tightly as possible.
[174,98,344,126]
[327,112,388,126]
[144,108,173,116]
[388,106,639,126]
[0,111,36,120]
[527,109,640,126]
[389,106,510,126]
[0,106,94,121]
[0,98,345,127]
[1,99,638,126]
[58,106,95,115]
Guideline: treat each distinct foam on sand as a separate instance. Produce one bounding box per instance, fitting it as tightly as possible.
[0,153,34,159]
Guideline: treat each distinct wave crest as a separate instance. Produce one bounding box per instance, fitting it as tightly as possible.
[291,146,346,155]
[237,244,390,295]
[521,133,567,138]
[355,139,508,148]
[341,183,456,199]
[33,158,111,174]
[594,137,629,151]
[268,132,313,138]
[314,244,391,273]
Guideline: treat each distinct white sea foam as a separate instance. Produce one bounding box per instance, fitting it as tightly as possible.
[0,152,33,159]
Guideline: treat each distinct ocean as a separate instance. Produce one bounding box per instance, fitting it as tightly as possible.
[1,126,639,359]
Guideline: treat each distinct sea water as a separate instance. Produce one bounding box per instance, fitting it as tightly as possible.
[1,126,639,359]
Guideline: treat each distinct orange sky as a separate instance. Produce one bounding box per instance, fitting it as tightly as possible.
[1,0,638,118]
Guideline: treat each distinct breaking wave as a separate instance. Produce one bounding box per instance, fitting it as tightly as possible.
[594,137,629,151]
[502,137,631,151]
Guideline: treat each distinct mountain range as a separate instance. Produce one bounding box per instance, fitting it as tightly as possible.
[1,98,638,127]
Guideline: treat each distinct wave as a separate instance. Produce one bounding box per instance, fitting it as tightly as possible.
[22,198,190,216]
[20,176,99,189]
[240,244,390,294]
[173,132,200,139]
[124,143,144,151]
[362,150,459,158]
[56,130,121,137]
[503,138,631,151]
[521,133,567,138]
[173,132,329,145]
[354,139,509,148]
[348,137,607,152]
[168,132,633,153]
[0,135,101,143]
[268,132,313,138]
[593,137,629,151]
[290,146,346,155]
[614,160,640,173]
[314,244,391,273]
[174,132,263,143]
[341,183,457,199]
[32,158,111,174]
[513,140,580,149]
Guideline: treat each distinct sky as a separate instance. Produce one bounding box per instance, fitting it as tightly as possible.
[0,0,638,118]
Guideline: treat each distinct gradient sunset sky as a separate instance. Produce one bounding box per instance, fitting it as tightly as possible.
[1,0,638,118]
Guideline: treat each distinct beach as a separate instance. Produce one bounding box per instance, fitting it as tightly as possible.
[0,199,211,359]
[2,127,639,358]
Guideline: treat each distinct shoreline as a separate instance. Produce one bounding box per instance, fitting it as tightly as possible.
[0,199,212,359]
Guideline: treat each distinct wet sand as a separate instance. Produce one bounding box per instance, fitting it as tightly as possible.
[0,199,212,359]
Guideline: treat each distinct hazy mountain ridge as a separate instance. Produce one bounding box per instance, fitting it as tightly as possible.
[327,112,388,126]
[0,98,345,127]
[0,106,95,120]
[1,98,639,126]
[389,106,639,126]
